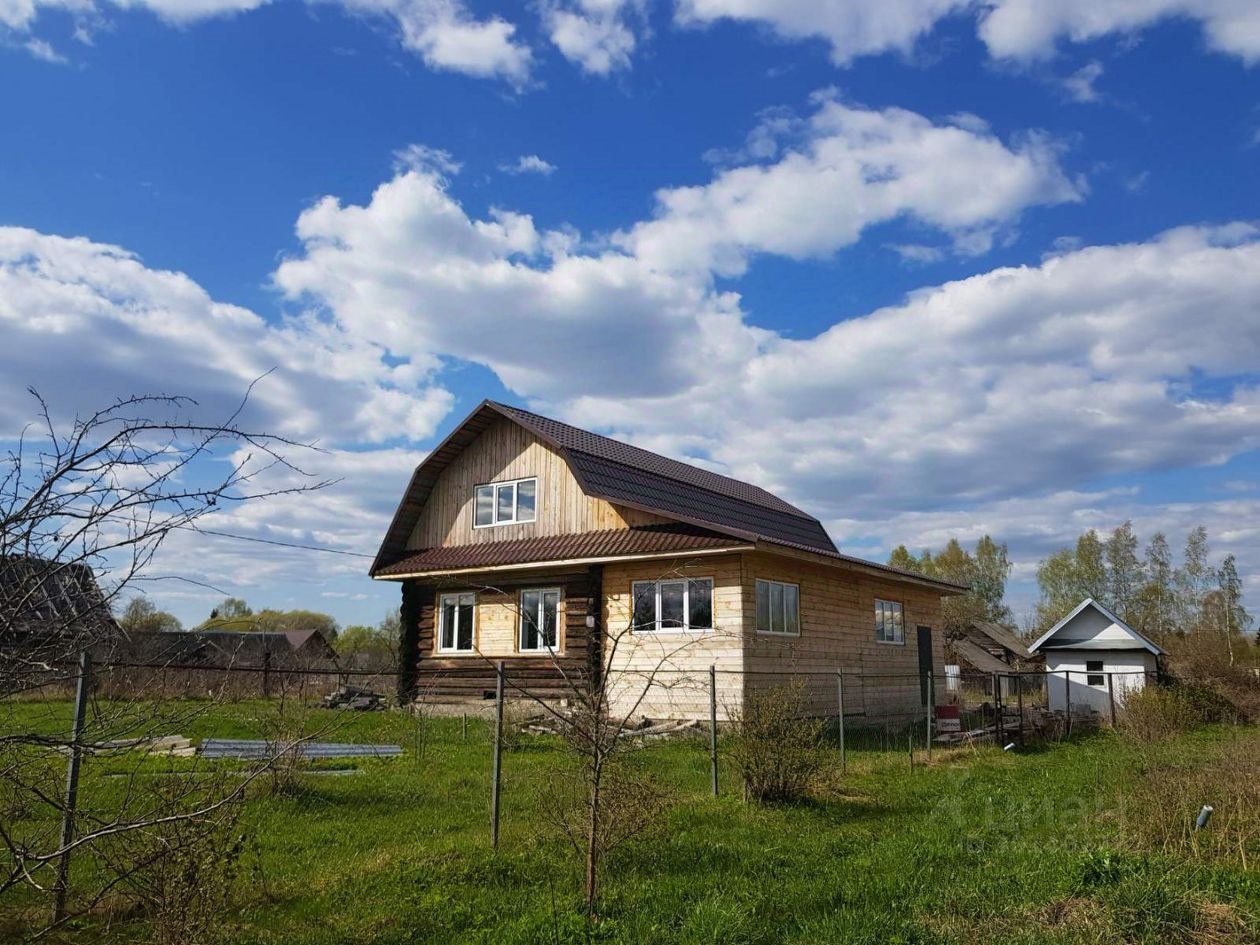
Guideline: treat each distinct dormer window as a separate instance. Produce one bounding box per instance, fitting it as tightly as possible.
[474,477,537,527]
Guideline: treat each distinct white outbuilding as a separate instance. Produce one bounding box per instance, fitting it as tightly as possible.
[1029,598,1165,715]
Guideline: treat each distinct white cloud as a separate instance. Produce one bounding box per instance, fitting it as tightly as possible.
[978,0,1260,64]
[670,0,1260,71]
[0,226,453,444]
[3,0,533,84]
[544,0,639,74]
[619,93,1083,276]
[676,0,970,65]
[1061,59,1104,102]
[500,154,558,176]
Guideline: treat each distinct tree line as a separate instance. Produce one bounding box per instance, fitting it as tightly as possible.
[890,524,1254,653]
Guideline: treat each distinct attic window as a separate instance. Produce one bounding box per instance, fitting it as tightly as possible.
[474,477,537,527]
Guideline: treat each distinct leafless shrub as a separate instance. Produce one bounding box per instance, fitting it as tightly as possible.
[728,681,829,804]
[1118,686,1202,742]
[0,386,327,937]
[97,776,245,945]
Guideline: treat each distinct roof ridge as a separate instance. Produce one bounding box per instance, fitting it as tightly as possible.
[489,401,819,521]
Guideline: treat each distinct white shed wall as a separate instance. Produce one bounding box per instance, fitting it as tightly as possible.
[1044,650,1158,713]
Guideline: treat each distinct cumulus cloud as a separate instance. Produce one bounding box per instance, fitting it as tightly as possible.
[3,0,533,84]
[673,0,1260,71]
[978,0,1260,64]
[500,154,558,175]
[619,93,1083,276]
[0,226,453,444]
[1061,59,1104,102]
[544,0,640,74]
[676,0,970,65]
[573,224,1260,522]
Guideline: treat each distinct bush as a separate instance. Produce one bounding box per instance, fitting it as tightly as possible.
[1118,686,1201,742]
[728,682,828,804]
[100,777,245,945]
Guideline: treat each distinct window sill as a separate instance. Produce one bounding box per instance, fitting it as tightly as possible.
[874,638,905,646]
[633,627,713,635]
[756,629,800,638]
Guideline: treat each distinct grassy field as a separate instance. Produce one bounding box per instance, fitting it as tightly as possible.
[5,699,1259,944]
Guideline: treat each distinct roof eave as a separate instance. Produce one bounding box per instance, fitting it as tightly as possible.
[371,542,755,581]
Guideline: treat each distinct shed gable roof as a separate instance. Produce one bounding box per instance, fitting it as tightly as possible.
[371,400,838,574]
[1029,598,1166,655]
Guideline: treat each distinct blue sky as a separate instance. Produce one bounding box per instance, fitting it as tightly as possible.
[2,0,1259,629]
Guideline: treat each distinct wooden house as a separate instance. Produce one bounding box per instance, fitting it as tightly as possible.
[371,401,964,721]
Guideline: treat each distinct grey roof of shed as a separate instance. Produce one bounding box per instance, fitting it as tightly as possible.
[1029,598,1166,656]
[371,400,838,574]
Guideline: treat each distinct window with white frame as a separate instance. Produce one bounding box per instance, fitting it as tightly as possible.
[1086,660,1105,686]
[520,588,561,652]
[438,592,475,652]
[874,599,904,644]
[473,477,537,527]
[631,578,713,632]
[755,579,800,635]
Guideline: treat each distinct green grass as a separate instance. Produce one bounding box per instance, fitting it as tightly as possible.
[6,700,1259,944]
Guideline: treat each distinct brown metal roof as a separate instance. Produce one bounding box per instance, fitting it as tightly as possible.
[375,524,748,577]
[371,400,836,575]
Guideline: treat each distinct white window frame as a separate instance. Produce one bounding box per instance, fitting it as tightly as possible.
[631,578,714,633]
[755,579,800,636]
[473,476,538,528]
[519,587,562,653]
[1085,659,1106,687]
[874,598,904,645]
[437,592,476,653]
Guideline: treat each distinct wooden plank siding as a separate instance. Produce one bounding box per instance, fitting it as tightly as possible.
[601,554,745,721]
[407,418,668,550]
[406,567,600,700]
[740,551,946,720]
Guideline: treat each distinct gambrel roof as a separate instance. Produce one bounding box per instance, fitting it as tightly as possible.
[1029,598,1166,655]
[371,401,966,593]
[372,400,837,574]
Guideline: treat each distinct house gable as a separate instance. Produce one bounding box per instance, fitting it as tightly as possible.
[1029,598,1165,655]
[406,417,669,550]
[372,400,840,577]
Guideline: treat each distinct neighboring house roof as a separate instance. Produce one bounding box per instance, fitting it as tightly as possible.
[0,556,121,645]
[1029,598,1166,656]
[952,638,1012,674]
[375,524,751,577]
[371,400,836,575]
[128,629,339,665]
[969,620,1033,660]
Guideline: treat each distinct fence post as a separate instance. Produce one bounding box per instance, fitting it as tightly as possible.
[836,671,846,774]
[1107,673,1118,728]
[708,664,718,797]
[491,661,504,849]
[1064,670,1072,738]
[262,649,271,698]
[925,671,934,761]
[1016,672,1024,749]
[52,649,91,924]
[991,672,1001,745]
